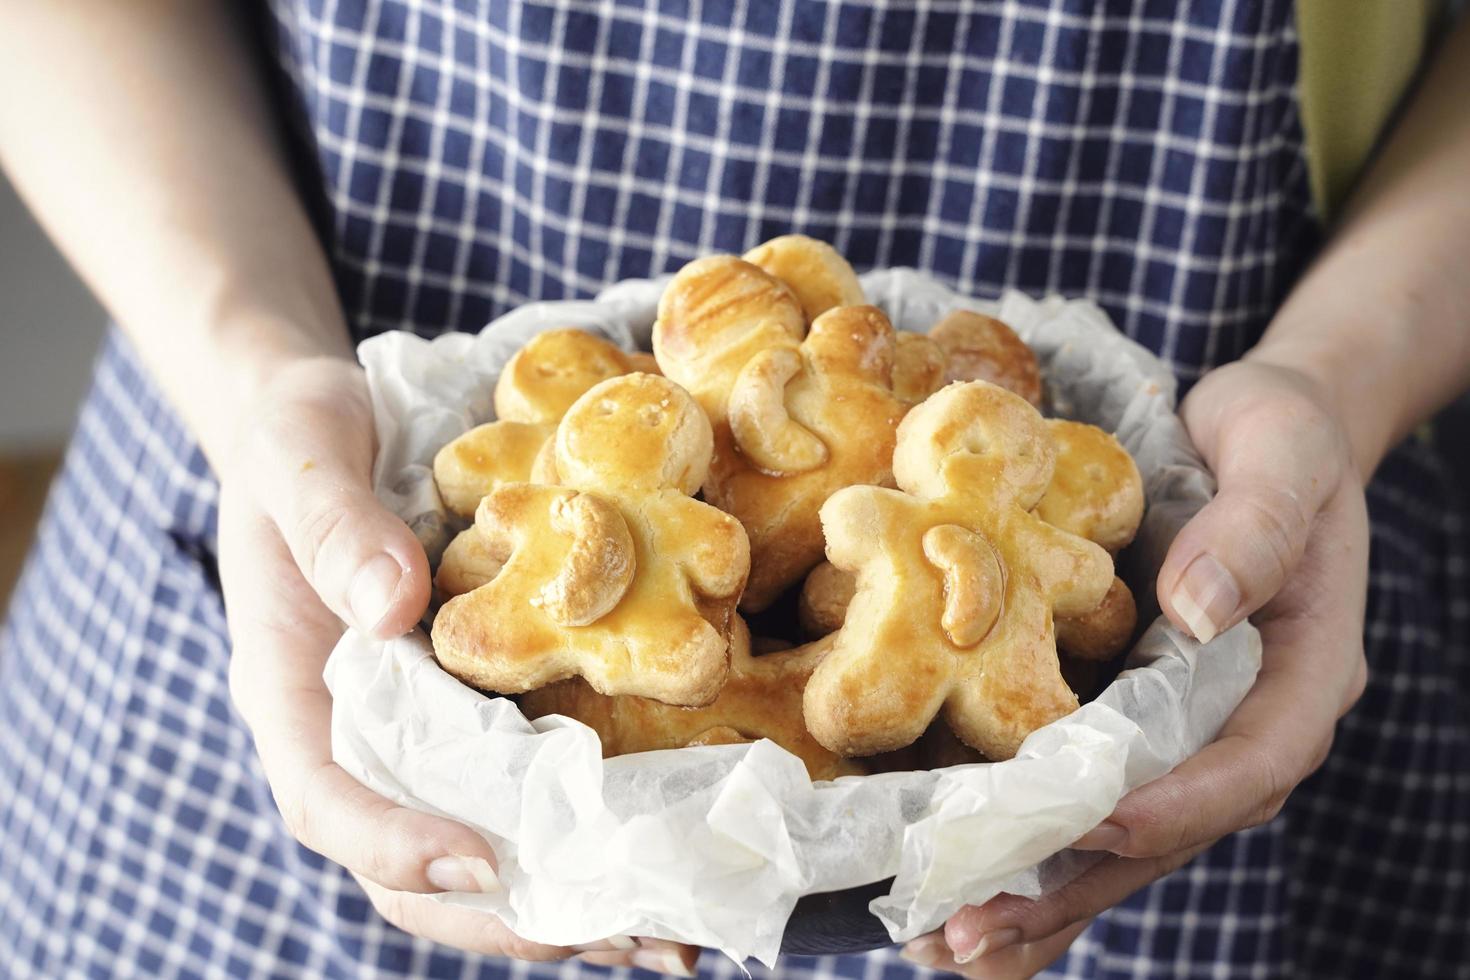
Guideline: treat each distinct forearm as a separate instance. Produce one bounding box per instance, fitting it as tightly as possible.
[0,1,350,467]
[1250,15,1470,479]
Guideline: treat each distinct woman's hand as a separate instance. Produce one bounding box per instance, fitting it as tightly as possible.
[902,359,1370,978]
[217,356,698,974]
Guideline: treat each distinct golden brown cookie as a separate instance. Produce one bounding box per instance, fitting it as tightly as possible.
[892,332,948,406]
[929,310,1043,407]
[797,561,857,638]
[803,381,1113,760]
[1056,575,1137,661]
[431,374,750,706]
[434,524,507,606]
[655,257,906,611]
[1035,420,1144,554]
[433,329,649,519]
[743,234,866,322]
[518,621,863,782]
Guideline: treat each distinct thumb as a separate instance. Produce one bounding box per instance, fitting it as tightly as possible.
[1158,374,1347,642]
[246,368,431,638]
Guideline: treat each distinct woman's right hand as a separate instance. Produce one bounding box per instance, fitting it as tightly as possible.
[217,356,698,974]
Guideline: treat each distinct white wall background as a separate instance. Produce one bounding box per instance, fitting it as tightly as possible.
[0,173,106,451]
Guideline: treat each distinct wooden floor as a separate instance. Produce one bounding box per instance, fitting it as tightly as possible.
[0,451,61,614]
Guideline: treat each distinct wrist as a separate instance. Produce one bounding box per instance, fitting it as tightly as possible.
[174,305,356,474]
[1244,324,1395,484]
[217,351,369,483]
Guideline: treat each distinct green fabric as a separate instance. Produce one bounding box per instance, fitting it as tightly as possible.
[1296,0,1442,220]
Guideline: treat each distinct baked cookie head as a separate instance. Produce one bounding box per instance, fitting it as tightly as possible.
[742,234,865,322]
[930,310,1043,407]
[803,305,895,382]
[555,373,713,495]
[1035,419,1144,553]
[495,328,648,423]
[652,256,805,403]
[805,380,1113,759]
[892,380,1054,503]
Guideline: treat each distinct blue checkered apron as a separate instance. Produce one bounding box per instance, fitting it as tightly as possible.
[3,1,1467,977]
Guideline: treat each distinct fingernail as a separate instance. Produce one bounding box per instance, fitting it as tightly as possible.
[1171,553,1239,644]
[425,855,502,893]
[955,927,1021,964]
[573,936,637,952]
[1074,819,1129,852]
[351,554,404,633]
[899,933,947,967]
[631,948,696,977]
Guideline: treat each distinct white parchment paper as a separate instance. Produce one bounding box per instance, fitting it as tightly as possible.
[325,270,1261,967]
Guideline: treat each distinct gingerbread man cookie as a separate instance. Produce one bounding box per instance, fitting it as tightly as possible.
[433,329,654,519]
[929,309,1043,407]
[655,256,906,610]
[431,373,750,706]
[803,381,1113,759]
[799,417,1144,659]
[518,618,862,782]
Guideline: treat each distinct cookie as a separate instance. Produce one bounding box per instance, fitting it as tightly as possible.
[803,381,1113,759]
[431,373,750,706]
[518,619,861,782]
[929,309,1043,407]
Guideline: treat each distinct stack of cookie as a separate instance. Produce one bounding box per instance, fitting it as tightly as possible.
[429,236,1144,780]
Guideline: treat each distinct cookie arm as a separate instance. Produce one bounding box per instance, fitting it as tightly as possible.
[1016,517,1114,617]
[666,501,751,601]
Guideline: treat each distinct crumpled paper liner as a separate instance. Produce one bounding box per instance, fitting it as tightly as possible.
[325,270,1260,967]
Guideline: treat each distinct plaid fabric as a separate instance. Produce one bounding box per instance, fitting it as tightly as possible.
[2,1,1466,977]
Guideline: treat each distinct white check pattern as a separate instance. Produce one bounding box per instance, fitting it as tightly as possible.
[1,1,1466,978]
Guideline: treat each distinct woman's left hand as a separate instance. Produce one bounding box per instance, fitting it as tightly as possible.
[901,359,1371,978]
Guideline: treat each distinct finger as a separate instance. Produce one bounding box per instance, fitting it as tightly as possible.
[903,919,1090,978]
[1078,487,1368,859]
[1158,369,1346,642]
[221,505,496,893]
[578,938,701,976]
[940,847,1205,967]
[245,364,429,638]
[355,874,582,961]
